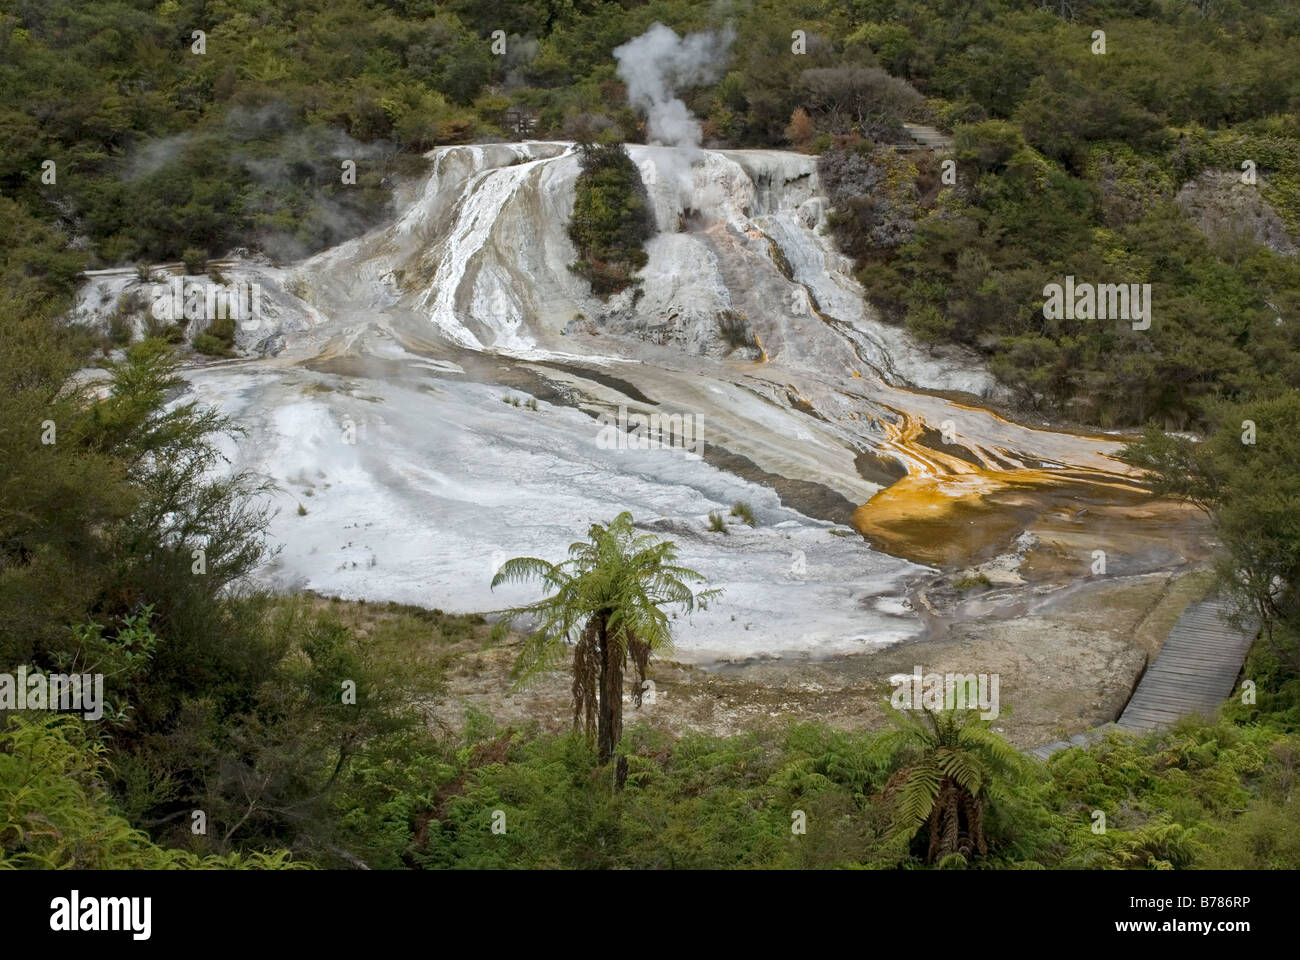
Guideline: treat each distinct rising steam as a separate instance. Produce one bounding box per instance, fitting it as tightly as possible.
[614,22,734,151]
[613,22,734,217]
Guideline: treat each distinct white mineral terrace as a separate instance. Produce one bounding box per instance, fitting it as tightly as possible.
[76,142,1135,664]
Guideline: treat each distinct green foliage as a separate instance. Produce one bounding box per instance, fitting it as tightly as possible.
[5,0,1296,292]
[877,708,1038,863]
[0,715,303,869]
[791,8,1300,430]
[349,666,1300,870]
[0,290,452,864]
[5,0,1300,874]
[567,141,654,297]
[1121,393,1300,634]
[181,248,207,275]
[860,140,1300,428]
[1,294,138,660]
[193,315,237,357]
[1044,713,1290,870]
[380,721,895,870]
[729,501,756,526]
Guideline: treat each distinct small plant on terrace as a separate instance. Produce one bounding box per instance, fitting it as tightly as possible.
[729,501,756,526]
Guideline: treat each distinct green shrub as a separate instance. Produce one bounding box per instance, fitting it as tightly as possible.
[194,316,237,357]
[0,715,304,869]
[181,248,207,275]
[193,333,230,357]
[107,309,132,348]
[567,141,654,298]
[730,501,756,526]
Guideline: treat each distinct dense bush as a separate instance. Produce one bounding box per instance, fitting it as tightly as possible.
[567,140,655,297]
[850,118,1300,429]
[820,138,923,257]
[6,0,1297,431]
[1,303,1295,868]
[0,715,304,869]
[330,659,1300,870]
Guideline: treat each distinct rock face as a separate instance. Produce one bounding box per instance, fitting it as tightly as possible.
[72,258,321,358]
[1176,170,1298,256]
[73,141,997,390]
[294,141,998,394]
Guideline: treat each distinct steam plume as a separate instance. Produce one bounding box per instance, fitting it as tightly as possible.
[614,22,734,150]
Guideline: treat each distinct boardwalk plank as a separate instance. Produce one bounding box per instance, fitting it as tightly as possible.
[1030,597,1256,755]
[1117,598,1256,732]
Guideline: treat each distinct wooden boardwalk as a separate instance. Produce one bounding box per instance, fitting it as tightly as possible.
[1028,596,1256,760]
[1117,597,1256,731]
[900,122,954,153]
[1027,723,1120,762]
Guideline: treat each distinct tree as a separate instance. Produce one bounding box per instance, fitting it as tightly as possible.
[798,66,923,141]
[784,107,815,149]
[491,513,718,765]
[0,289,133,663]
[566,140,655,297]
[879,707,1032,864]
[1121,394,1300,644]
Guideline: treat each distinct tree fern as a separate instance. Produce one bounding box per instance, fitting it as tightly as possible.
[491,513,718,763]
[878,706,1035,864]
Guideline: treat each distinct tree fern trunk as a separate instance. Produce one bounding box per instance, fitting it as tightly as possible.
[967,792,987,856]
[940,778,960,860]
[596,615,623,765]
